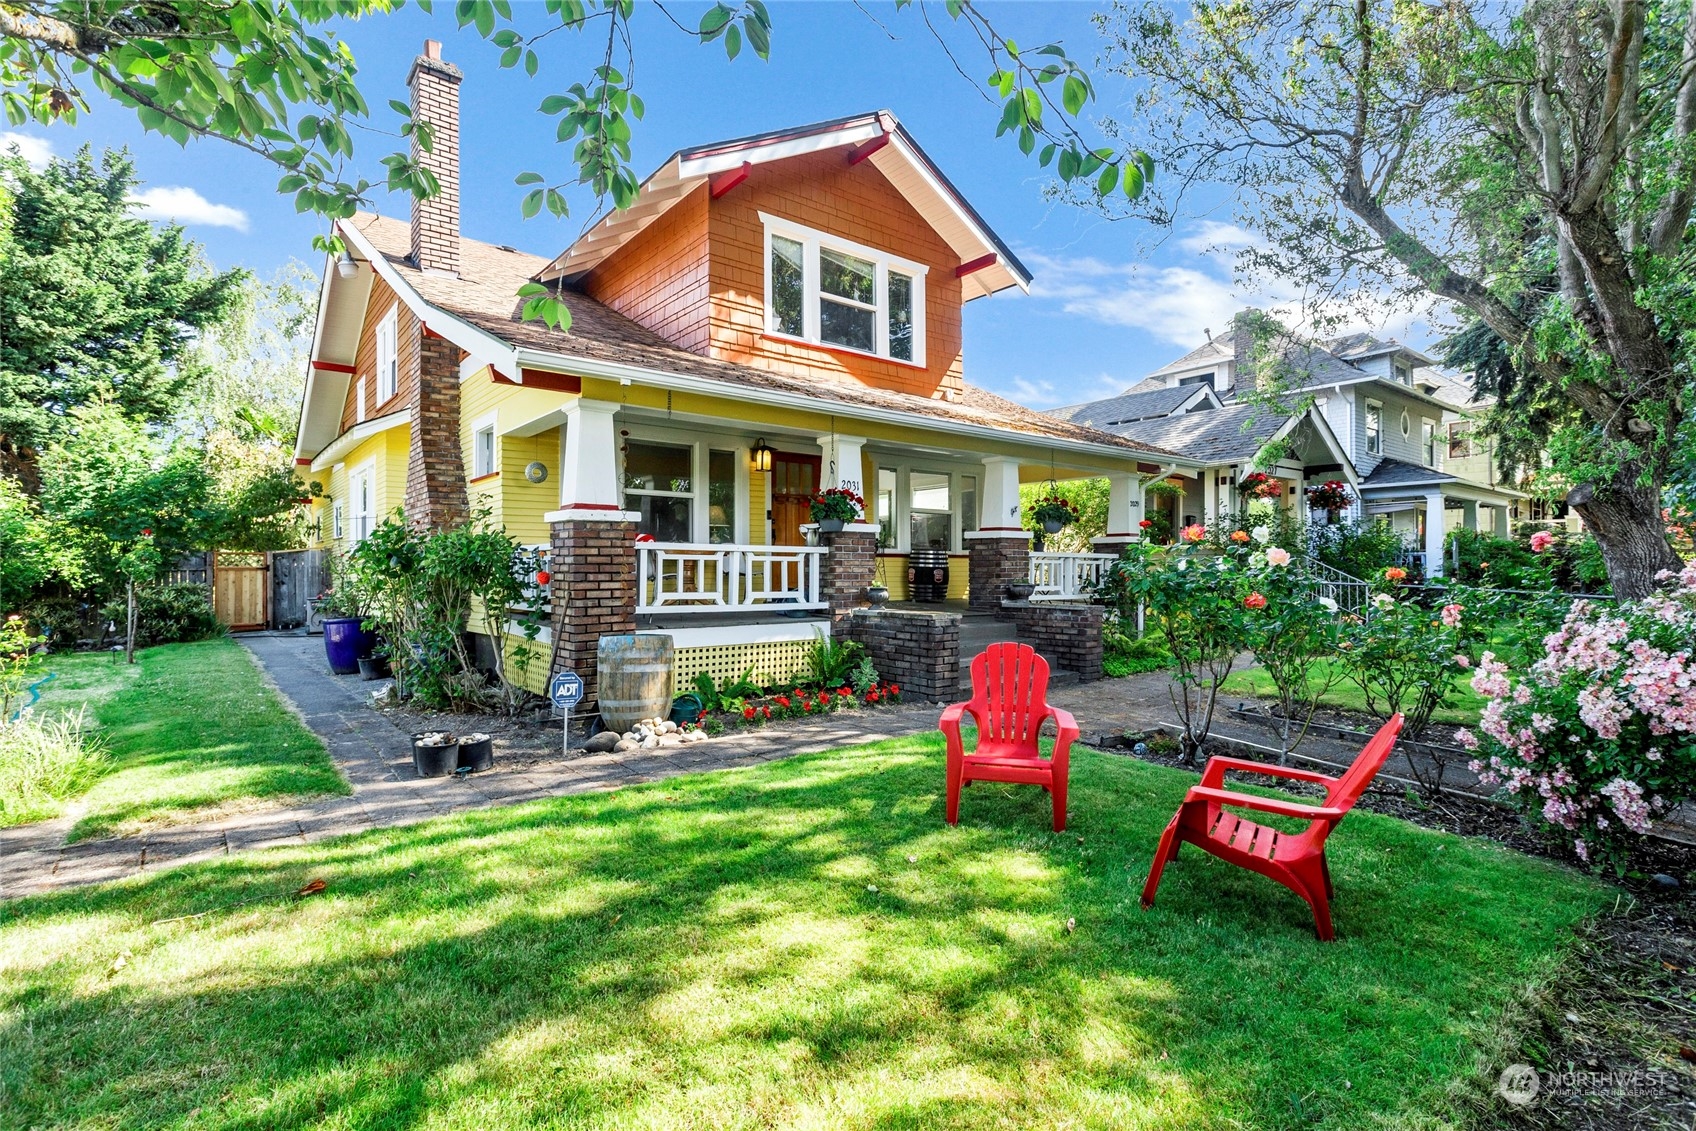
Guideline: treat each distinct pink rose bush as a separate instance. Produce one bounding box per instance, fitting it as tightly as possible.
[1467,565,1696,865]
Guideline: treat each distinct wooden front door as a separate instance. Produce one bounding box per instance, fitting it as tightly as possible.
[770,453,821,546]
[213,551,269,631]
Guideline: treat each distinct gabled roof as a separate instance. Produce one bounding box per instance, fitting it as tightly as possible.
[1325,332,1435,367]
[1360,457,1457,489]
[1049,384,1216,429]
[1104,399,1301,465]
[534,111,1030,300]
[297,212,1181,464]
[1147,337,1232,377]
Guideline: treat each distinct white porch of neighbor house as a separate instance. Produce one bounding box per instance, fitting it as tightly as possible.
[1361,483,1515,578]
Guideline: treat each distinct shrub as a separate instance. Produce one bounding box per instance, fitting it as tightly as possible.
[1306,517,1407,580]
[1,615,44,718]
[14,596,101,651]
[1459,565,1696,868]
[100,582,222,648]
[1338,580,1478,742]
[0,708,104,826]
[805,631,868,687]
[1103,629,1171,677]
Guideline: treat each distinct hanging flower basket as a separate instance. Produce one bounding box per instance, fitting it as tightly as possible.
[810,487,864,532]
[1305,479,1355,518]
[1238,471,1285,501]
[1030,494,1079,534]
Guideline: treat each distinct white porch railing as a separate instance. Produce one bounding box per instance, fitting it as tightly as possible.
[637,542,827,614]
[512,544,552,615]
[1029,552,1117,601]
[1296,556,1370,614]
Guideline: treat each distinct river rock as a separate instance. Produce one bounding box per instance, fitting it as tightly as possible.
[613,738,640,753]
[582,731,621,754]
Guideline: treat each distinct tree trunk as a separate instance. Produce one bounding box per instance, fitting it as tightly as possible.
[125,577,137,665]
[1567,479,1682,599]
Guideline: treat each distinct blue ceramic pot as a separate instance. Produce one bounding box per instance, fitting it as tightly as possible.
[322,617,375,675]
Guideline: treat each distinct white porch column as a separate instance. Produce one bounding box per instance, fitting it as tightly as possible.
[1203,470,1220,523]
[978,455,1024,533]
[1461,499,1479,531]
[1093,471,1143,555]
[1494,505,1511,537]
[1424,490,1447,577]
[555,399,625,513]
[816,433,867,495]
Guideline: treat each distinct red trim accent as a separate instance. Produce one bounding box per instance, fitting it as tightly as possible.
[710,162,752,199]
[311,360,356,374]
[1102,532,1137,538]
[516,368,583,392]
[976,526,1026,533]
[294,458,313,466]
[758,332,927,371]
[955,253,998,278]
[847,134,890,165]
[556,503,621,511]
[469,472,501,485]
[421,324,447,340]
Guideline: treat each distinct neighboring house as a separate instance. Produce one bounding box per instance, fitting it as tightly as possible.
[1053,312,1524,575]
[293,41,1196,704]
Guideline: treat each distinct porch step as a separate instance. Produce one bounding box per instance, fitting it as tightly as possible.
[955,612,1078,694]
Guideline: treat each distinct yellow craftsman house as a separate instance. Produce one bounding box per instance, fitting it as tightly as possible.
[294,41,1195,706]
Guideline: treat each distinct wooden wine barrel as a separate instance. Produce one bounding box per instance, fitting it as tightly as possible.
[597,633,675,732]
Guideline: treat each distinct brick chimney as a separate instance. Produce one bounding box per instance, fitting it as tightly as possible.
[408,40,462,277]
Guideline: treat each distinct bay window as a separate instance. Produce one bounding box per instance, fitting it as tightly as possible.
[763,213,926,365]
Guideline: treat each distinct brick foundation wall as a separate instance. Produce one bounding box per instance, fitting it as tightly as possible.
[967,534,1030,616]
[548,518,637,710]
[820,528,877,619]
[840,608,960,703]
[1011,601,1103,681]
[404,331,468,529]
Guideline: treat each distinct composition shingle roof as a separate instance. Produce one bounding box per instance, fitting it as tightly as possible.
[346,213,1179,456]
[1049,385,1205,428]
[1361,457,1456,488]
[1148,338,1232,376]
[1098,400,1298,464]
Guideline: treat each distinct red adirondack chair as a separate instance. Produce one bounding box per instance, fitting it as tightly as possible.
[940,643,1078,832]
[1140,714,1403,940]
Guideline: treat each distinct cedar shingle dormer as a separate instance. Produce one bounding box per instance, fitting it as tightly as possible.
[549,113,1029,405]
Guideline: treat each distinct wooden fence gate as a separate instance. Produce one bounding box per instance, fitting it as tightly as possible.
[270,549,327,630]
[212,551,269,631]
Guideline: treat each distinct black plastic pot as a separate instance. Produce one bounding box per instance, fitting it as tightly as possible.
[412,733,459,778]
[456,733,493,773]
[357,656,390,680]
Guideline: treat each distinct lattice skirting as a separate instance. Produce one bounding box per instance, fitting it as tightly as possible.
[673,640,813,697]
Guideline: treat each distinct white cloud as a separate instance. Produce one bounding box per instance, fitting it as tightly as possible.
[1176,220,1262,256]
[1001,372,1125,409]
[127,186,250,232]
[0,131,53,169]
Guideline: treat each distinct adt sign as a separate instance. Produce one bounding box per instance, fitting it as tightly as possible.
[549,671,584,711]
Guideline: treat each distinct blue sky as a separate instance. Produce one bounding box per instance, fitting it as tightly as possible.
[1,1,1435,408]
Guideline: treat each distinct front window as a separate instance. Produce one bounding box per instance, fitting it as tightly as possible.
[876,467,898,548]
[1422,420,1438,467]
[473,424,496,478]
[959,475,978,536]
[331,500,344,541]
[762,214,927,365]
[348,466,373,542]
[707,449,736,544]
[909,471,951,550]
[622,440,693,542]
[1178,372,1215,389]
[1365,401,1382,455]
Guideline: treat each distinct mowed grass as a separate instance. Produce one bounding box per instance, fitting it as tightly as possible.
[31,639,347,841]
[1221,659,1487,726]
[0,737,1606,1129]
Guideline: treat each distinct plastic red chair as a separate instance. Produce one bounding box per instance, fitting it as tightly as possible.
[939,643,1078,831]
[1140,714,1403,940]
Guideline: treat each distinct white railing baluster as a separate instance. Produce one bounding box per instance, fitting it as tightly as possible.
[634,542,831,614]
[1028,552,1118,601]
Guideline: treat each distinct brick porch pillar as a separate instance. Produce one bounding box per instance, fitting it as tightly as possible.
[966,532,1030,615]
[547,514,637,712]
[818,523,879,620]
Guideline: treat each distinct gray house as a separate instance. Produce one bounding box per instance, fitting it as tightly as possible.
[1051,312,1522,576]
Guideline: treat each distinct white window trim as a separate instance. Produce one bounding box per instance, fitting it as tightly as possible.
[471,411,498,479]
[871,460,982,553]
[331,500,344,541]
[619,425,750,544]
[348,459,376,544]
[760,212,928,368]
[1364,399,1383,456]
[1400,408,1412,439]
[1421,418,1439,468]
[355,378,366,424]
[376,304,399,405]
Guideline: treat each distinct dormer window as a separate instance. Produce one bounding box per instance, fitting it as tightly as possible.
[762,214,926,366]
[1393,360,1411,385]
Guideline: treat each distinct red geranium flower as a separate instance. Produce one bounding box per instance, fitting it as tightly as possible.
[743,706,756,720]
[762,706,772,719]
[775,695,791,708]
[1138,519,1153,529]
[802,700,812,712]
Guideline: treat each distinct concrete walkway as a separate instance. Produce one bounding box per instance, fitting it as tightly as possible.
[0,634,950,901]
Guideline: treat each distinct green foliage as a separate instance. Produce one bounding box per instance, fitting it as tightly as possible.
[0,613,43,718]
[1241,559,1344,761]
[98,582,222,650]
[1102,628,1170,677]
[0,707,103,826]
[1340,587,1480,741]
[0,146,245,450]
[1305,518,1407,581]
[0,474,77,614]
[847,656,880,695]
[804,631,868,689]
[691,666,760,714]
[1021,478,1107,551]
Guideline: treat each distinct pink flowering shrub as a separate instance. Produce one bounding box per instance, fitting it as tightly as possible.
[1462,565,1696,866]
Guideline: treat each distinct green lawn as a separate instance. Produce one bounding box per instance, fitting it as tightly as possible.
[28,639,347,840]
[1220,659,1487,726]
[0,737,1605,1129]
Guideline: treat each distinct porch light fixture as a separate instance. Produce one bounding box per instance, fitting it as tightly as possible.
[751,439,773,473]
[336,250,359,278]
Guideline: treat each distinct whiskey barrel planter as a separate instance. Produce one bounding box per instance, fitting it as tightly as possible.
[597,633,675,733]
